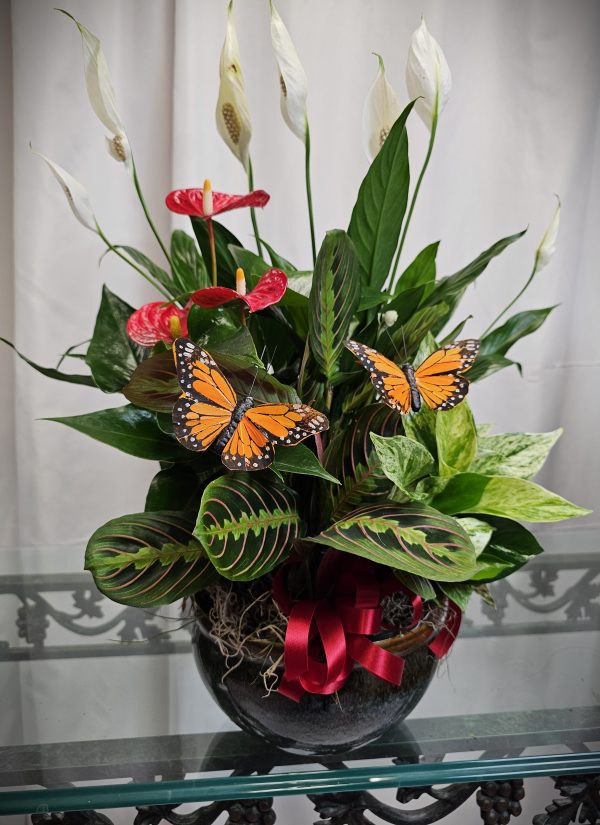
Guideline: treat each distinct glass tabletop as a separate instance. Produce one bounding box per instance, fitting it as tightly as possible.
[1,524,599,815]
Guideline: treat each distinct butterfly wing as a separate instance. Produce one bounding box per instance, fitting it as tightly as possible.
[414,339,480,411]
[172,338,235,451]
[345,339,412,414]
[246,403,329,446]
[221,415,274,471]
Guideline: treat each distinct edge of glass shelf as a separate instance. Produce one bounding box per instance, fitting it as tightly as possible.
[1,751,600,816]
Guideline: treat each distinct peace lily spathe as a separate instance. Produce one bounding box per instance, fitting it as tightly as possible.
[406,18,451,130]
[34,150,98,233]
[59,10,132,173]
[534,196,561,273]
[363,54,401,161]
[216,2,252,170]
[269,2,308,142]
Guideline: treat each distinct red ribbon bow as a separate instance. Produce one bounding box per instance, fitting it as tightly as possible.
[273,552,461,702]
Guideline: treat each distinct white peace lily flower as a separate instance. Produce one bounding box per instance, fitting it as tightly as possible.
[269,2,308,142]
[534,196,561,273]
[363,54,401,161]
[216,2,252,170]
[34,149,99,233]
[59,10,132,172]
[406,18,451,130]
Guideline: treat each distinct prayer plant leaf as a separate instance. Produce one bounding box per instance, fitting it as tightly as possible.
[272,443,340,485]
[1,337,95,387]
[85,510,217,608]
[309,230,360,380]
[324,404,402,520]
[195,474,303,581]
[432,473,591,522]
[171,229,209,293]
[311,501,477,582]
[370,433,435,499]
[123,349,180,413]
[471,429,562,480]
[86,285,143,392]
[472,517,543,582]
[394,571,437,601]
[435,400,478,477]
[438,582,474,612]
[348,101,415,290]
[47,404,188,461]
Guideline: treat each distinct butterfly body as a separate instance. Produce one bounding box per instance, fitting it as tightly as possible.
[345,339,479,414]
[172,339,329,471]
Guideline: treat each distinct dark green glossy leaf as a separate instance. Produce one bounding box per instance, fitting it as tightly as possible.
[85,510,217,607]
[466,353,518,382]
[1,337,95,386]
[196,474,303,581]
[261,239,297,272]
[186,304,241,344]
[384,285,428,325]
[394,242,439,295]
[348,102,415,289]
[311,501,477,582]
[272,443,340,484]
[191,217,240,288]
[383,303,449,361]
[358,286,391,312]
[48,404,188,460]
[86,286,143,392]
[145,462,219,512]
[480,307,556,357]
[438,582,473,611]
[123,349,179,413]
[171,229,208,293]
[119,246,175,294]
[472,517,543,582]
[440,315,473,346]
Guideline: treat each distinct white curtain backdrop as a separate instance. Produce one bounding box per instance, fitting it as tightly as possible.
[2,1,599,822]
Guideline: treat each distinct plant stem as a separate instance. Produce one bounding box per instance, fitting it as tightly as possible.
[390,110,438,288]
[207,218,217,286]
[305,121,317,266]
[131,160,172,267]
[97,227,172,300]
[298,338,310,392]
[481,260,538,338]
[247,157,264,257]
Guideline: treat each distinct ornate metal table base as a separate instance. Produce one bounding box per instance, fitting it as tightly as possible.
[532,774,600,824]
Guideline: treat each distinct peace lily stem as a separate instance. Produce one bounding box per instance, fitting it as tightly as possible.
[390,107,438,286]
[305,121,317,266]
[132,160,172,267]
[481,261,537,337]
[97,226,172,300]
[247,158,264,256]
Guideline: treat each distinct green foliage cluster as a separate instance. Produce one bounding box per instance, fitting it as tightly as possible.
[4,104,589,613]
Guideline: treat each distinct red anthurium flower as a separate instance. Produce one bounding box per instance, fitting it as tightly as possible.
[126,302,189,347]
[166,178,269,219]
[191,267,287,313]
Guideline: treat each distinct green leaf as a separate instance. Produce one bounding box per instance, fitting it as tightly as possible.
[309,230,360,379]
[48,404,188,461]
[348,101,415,289]
[191,217,240,289]
[403,405,438,461]
[324,404,402,520]
[436,401,477,477]
[384,285,428,325]
[466,353,518,382]
[394,570,437,601]
[186,304,241,345]
[394,242,439,295]
[370,433,434,499]
[440,315,473,346]
[85,511,217,607]
[1,337,95,386]
[457,517,494,556]
[471,429,562,480]
[261,239,297,272]
[119,246,175,294]
[171,229,208,293]
[438,582,473,612]
[85,286,143,392]
[425,230,527,323]
[358,285,391,312]
[311,501,477,582]
[432,473,591,522]
[472,517,543,582]
[480,307,556,357]
[145,462,219,512]
[287,270,313,297]
[272,443,340,484]
[384,303,449,361]
[123,349,179,413]
[196,474,303,581]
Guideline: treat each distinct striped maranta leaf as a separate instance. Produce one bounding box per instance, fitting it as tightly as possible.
[309,230,360,380]
[196,474,303,581]
[85,511,217,607]
[312,502,477,582]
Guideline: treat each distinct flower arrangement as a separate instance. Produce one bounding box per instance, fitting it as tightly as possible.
[3,7,589,717]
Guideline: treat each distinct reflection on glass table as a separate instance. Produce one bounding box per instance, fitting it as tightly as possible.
[0,525,599,821]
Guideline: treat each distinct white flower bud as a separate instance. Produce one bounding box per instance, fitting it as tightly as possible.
[406,18,451,131]
[534,196,561,273]
[363,54,401,162]
[216,2,252,170]
[383,310,398,327]
[34,149,99,233]
[269,2,308,142]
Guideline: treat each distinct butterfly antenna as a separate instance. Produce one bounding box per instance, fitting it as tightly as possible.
[383,326,405,365]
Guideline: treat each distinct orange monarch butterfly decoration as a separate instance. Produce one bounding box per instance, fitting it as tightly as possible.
[345,339,480,414]
[172,339,329,471]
